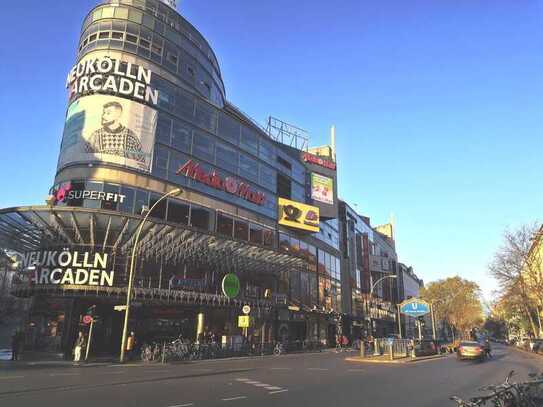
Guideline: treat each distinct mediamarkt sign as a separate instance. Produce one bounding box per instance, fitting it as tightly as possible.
[66,56,159,105]
[176,160,266,205]
[22,251,115,287]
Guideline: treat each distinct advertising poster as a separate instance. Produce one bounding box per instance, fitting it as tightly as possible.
[278,197,320,232]
[58,95,157,173]
[311,173,334,205]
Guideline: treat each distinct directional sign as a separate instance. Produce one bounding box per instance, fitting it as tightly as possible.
[114,305,127,311]
[399,298,430,317]
[242,305,251,315]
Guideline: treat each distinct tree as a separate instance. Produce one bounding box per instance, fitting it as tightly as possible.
[488,223,543,338]
[420,276,484,340]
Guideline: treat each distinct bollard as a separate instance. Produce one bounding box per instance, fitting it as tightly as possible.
[389,343,394,361]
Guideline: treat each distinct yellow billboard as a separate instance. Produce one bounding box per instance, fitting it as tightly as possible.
[278,198,320,232]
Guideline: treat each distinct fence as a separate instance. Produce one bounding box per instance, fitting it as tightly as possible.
[370,338,412,359]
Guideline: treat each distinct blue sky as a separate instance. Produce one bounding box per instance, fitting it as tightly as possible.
[1,1,542,299]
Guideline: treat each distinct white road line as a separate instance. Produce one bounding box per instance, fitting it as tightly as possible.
[222,396,247,401]
[269,389,289,395]
[167,404,194,407]
[245,381,261,385]
[235,378,250,382]
[264,386,282,391]
[49,373,80,377]
[0,376,24,380]
[252,383,272,387]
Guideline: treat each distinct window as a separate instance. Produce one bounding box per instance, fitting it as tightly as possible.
[234,220,249,241]
[171,121,192,153]
[192,131,214,162]
[217,213,233,237]
[149,193,167,220]
[119,186,135,214]
[167,200,189,225]
[134,189,149,216]
[277,155,292,170]
[276,173,291,199]
[89,34,97,42]
[249,224,263,245]
[218,112,240,145]
[259,165,276,191]
[153,144,169,179]
[279,233,290,253]
[195,101,217,133]
[239,154,258,183]
[139,39,150,49]
[156,115,172,145]
[259,141,275,162]
[101,183,120,211]
[126,34,138,43]
[215,142,238,174]
[190,206,211,230]
[263,229,274,248]
[240,126,258,156]
[99,31,110,39]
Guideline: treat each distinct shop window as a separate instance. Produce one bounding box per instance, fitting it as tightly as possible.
[249,224,263,245]
[299,241,308,260]
[217,213,233,237]
[190,206,211,230]
[119,186,135,214]
[263,229,275,248]
[167,200,189,225]
[215,142,238,174]
[290,237,300,255]
[84,181,103,209]
[234,220,249,241]
[149,193,167,220]
[134,189,149,216]
[101,183,120,211]
[279,233,290,253]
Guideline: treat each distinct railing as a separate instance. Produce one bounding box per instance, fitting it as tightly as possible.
[368,338,412,358]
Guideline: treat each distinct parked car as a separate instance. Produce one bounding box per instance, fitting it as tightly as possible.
[414,340,438,356]
[457,340,486,361]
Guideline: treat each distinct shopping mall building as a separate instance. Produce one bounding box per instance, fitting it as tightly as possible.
[0,0,399,356]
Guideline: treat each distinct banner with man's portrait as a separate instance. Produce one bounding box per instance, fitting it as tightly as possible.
[58,95,157,173]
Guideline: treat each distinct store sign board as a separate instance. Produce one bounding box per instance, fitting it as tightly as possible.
[52,182,126,205]
[278,197,320,232]
[177,160,266,206]
[169,276,206,291]
[21,251,115,287]
[301,152,336,170]
[222,274,240,299]
[311,173,334,205]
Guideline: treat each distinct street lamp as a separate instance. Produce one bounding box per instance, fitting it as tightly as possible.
[368,274,397,337]
[119,187,182,363]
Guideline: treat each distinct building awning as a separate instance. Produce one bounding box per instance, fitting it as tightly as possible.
[0,206,307,276]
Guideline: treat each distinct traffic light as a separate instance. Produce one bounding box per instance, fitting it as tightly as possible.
[417,316,426,327]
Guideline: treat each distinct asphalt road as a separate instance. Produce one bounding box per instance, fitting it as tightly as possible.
[0,344,541,407]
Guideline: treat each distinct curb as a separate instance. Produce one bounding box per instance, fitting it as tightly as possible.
[345,354,449,365]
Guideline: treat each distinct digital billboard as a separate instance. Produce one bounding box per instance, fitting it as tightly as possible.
[278,197,320,232]
[311,173,334,205]
[58,95,157,173]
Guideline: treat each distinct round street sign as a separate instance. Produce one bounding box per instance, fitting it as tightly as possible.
[82,315,93,325]
[242,305,251,315]
[399,298,430,317]
[222,273,240,299]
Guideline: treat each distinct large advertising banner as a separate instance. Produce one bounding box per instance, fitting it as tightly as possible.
[58,95,157,173]
[311,173,334,205]
[278,197,320,232]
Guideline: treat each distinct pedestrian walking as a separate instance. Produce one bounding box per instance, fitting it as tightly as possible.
[126,331,136,361]
[73,331,85,363]
[11,330,23,361]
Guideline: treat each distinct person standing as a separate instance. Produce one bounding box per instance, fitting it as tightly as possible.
[11,330,22,361]
[73,331,85,363]
[126,331,136,361]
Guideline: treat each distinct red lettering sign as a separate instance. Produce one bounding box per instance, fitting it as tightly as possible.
[301,152,336,170]
[176,160,266,206]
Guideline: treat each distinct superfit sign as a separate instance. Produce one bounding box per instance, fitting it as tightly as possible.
[301,152,336,171]
[22,251,115,287]
[52,183,126,205]
[66,56,159,106]
[177,160,266,206]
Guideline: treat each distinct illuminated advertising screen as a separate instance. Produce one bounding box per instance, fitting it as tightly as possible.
[311,173,334,205]
[58,95,157,173]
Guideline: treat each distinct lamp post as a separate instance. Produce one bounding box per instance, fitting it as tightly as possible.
[368,274,397,337]
[119,187,182,363]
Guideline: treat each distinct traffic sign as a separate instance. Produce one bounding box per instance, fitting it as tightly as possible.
[242,305,251,315]
[399,298,430,317]
[222,274,240,299]
[82,315,93,325]
[114,305,127,311]
[238,315,250,328]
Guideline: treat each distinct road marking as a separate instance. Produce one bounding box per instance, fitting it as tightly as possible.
[222,396,247,401]
[264,386,282,391]
[235,378,250,382]
[269,389,289,395]
[168,404,194,407]
[270,367,291,370]
[245,380,261,385]
[0,376,24,380]
[49,373,80,377]
[307,368,328,371]
[252,383,271,387]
